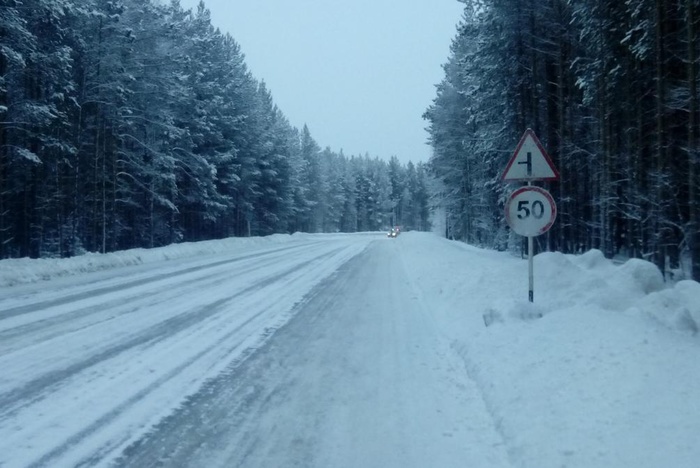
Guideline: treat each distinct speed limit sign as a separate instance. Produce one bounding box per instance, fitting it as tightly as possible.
[505,186,557,237]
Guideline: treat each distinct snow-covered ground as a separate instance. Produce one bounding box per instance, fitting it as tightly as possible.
[401,233,700,468]
[0,231,698,467]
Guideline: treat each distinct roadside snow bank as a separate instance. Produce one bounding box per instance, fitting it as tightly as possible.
[398,232,700,468]
[0,233,371,288]
[635,280,700,335]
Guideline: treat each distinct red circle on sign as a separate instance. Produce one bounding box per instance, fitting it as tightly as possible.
[505,186,557,236]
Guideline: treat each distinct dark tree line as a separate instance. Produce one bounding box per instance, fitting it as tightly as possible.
[424,0,700,280]
[0,0,430,259]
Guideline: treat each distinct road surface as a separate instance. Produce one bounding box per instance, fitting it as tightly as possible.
[0,234,511,467]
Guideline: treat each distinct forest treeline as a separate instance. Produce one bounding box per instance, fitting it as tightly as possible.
[425,0,700,280]
[0,0,430,259]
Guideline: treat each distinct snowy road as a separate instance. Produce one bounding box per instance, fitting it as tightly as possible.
[116,238,511,468]
[0,234,511,468]
[0,235,385,467]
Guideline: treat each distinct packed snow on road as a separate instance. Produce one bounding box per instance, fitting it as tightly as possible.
[0,232,698,468]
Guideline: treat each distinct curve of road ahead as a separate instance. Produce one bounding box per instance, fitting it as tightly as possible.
[0,233,512,468]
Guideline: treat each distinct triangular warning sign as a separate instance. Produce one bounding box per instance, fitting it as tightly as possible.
[502,129,560,182]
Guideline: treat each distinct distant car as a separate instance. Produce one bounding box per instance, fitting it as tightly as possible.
[387,228,397,238]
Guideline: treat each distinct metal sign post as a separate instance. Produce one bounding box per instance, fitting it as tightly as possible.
[527,180,534,303]
[528,231,534,302]
[502,129,559,303]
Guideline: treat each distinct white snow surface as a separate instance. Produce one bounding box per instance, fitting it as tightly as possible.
[0,231,698,467]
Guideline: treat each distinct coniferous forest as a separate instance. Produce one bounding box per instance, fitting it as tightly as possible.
[6,0,700,282]
[0,0,431,259]
[425,0,700,280]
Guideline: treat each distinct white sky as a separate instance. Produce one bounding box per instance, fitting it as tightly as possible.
[177,0,464,164]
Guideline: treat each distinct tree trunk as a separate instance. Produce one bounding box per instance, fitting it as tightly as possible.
[688,0,700,280]
[0,50,6,258]
[557,15,567,253]
[654,0,668,275]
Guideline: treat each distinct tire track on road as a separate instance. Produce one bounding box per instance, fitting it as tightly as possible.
[0,241,325,321]
[0,247,293,352]
[0,246,345,420]
[112,249,365,468]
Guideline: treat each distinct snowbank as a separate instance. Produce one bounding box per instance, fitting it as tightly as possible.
[503,248,694,333]
[0,233,376,288]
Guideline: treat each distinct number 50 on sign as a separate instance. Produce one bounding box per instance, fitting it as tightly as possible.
[505,186,557,237]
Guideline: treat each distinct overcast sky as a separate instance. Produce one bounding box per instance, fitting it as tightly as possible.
[178,0,464,164]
